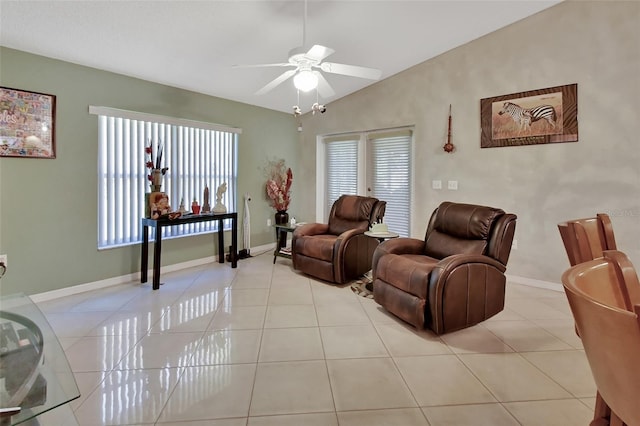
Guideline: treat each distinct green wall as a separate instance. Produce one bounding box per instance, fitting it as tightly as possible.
[0,47,299,296]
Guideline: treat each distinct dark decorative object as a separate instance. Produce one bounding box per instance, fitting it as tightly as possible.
[0,87,56,158]
[275,210,289,225]
[480,83,578,148]
[443,104,455,153]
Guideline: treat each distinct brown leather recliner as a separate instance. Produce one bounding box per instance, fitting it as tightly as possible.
[372,201,517,334]
[292,195,386,284]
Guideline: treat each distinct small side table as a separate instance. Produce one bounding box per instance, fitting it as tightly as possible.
[273,224,296,264]
[364,230,400,243]
[363,230,400,291]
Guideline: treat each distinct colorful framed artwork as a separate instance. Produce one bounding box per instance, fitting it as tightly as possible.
[480,83,578,148]
[0,87,56,158]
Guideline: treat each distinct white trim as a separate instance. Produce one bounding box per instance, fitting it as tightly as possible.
[89,105,242,134]
[315,135,325,222]
[506,274,564,292]
[30,242,276,303]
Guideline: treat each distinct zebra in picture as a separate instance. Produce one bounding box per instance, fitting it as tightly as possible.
[498,101,557,134]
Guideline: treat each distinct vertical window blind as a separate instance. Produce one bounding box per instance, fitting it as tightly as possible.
[90,106,240,249]
[368,130,412,237]
[325,137,359,216]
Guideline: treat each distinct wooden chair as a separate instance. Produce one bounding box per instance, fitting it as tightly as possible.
[561,250,640,426]
[558,213,617,423]
[558,213,617,266]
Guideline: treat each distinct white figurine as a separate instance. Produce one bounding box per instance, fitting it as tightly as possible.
[213,182,227,213]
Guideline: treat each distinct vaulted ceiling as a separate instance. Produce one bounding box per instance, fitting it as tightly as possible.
[0,1,561,114]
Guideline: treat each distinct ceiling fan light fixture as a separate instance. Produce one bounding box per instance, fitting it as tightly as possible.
[293,69,318,92]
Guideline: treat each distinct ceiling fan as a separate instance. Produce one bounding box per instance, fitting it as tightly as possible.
[235,0,382,97]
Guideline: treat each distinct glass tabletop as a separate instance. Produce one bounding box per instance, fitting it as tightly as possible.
[0,293,80,425]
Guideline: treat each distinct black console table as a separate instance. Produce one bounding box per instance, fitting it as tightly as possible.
[141,212,238,290]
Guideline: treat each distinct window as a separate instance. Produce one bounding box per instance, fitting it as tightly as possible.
[90,106,240,249]
[319,128,412,237]
[325,136,359,214]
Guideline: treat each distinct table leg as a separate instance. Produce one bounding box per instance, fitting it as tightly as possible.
[231,216,238,268]
[273,228,280,264]
[217,219,225,264]
[153,226,162,290]
[141,224,149,283]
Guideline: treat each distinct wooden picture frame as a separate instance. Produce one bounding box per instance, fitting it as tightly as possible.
[0,87,56,158]
[480,83,578,148]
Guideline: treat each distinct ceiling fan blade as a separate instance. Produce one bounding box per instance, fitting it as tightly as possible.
[306,44,335,62]
[255,69,297,95]
[233,63,291,69]
[320,62,382,80]
[315,72,335,98]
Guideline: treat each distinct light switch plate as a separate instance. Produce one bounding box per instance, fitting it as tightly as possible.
[432,180,442,190]
[447,180,458,190]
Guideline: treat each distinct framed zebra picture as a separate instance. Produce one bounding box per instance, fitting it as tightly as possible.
[480,83,578,148]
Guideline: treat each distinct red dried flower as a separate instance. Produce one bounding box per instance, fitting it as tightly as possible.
[264,159,292,211]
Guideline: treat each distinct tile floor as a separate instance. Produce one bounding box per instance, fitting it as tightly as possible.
[34,251,596,425]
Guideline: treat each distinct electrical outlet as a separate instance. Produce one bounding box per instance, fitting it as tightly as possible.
[512,239,518,250]
[447,180,458,190]
[0,254,7,266]
[432,180,442,190]
[267,218,272,227]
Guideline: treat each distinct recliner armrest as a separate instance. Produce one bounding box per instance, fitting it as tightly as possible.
[434,253,507,273]
[372,238,426,281]
[428,254,507,333]
[293,222,329,237]
[332,228,368,261]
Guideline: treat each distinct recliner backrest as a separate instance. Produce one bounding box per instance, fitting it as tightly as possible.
[424,202,512,262]
[327,195,385,236]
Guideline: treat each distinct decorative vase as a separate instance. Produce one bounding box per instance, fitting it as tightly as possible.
[150,169,163,192]
[275,210,289,225]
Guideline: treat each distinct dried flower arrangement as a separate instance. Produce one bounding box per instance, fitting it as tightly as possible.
[264,158,293,211]
[145,139,169,183]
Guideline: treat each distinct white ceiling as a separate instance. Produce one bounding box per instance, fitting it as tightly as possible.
[0,0,561,114]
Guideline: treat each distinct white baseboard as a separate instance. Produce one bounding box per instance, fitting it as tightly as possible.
[506,274,563,292]
[31,243,277,303]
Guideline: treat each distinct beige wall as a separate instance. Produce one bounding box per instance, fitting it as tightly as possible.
[0,47,299,296]
[298,1,640,284]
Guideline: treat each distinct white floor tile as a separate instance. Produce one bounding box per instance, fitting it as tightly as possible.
[327,358,417,411]
[263,304,318,328]
[337,408,429,426]
[320,325,388,359]
[158,364,256,422]
[521,350,596,398]
[375,322,451,357]
[503,399,593,425]
[422,403,519,426]
[459,353,573,402]
[74,367,183,425]
[248,412,338,426]
[396,355,497,406]
[250,360,334,416]
[35,254,596,425]
[258,327,324,362]
[191,329,262,365]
